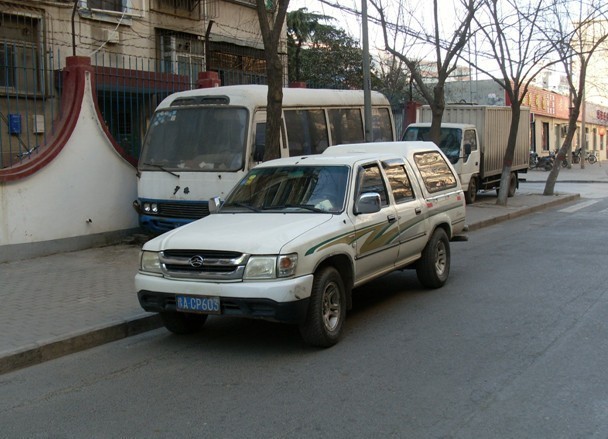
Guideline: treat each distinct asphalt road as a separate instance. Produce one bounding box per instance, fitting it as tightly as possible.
[1,191,607,438]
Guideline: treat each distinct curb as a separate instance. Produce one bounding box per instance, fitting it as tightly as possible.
[0,314,162,375]
[466,193,580,231]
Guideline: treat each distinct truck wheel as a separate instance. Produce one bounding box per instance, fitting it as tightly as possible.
[160,311,207,334]
[507,172,517,197]
[464,178,477,204]
[299,266,345,347]
[416,228,450,289]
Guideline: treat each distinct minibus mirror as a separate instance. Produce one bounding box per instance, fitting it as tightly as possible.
[208,196,223,214]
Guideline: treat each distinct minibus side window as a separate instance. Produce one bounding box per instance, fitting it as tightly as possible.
[284,109,329,156]
[329,108,364,145]
[372,108,393,141]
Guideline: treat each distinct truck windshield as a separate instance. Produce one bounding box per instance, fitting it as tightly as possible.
[222,165,349,214]
[403,127,462,164]
[139,107,248,172]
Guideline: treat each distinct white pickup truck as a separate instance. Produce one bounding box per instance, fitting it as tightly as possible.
[135,141,467,347]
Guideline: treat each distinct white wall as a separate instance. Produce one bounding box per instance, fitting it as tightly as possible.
[0,71,138,261]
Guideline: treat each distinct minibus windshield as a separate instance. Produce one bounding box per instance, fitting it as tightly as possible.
[139,106,248,172]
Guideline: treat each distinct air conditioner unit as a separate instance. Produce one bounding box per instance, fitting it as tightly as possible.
[32,115,45,134]
[102,29,120,44]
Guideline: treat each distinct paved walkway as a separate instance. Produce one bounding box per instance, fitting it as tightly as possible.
[1,161,606,374]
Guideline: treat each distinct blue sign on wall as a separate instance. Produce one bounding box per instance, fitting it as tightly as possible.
[8,114,22,135]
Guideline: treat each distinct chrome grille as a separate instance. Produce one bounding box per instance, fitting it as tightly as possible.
[160,250,248,280]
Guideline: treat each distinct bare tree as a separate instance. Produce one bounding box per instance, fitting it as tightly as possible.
[256,0,290,161]
[370,0,480,145]
[471,0,558,205]
[541,1,608,195]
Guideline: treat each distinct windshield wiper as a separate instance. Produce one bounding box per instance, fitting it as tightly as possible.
[265,204,326,213]
[223,202,260,212]
[143,162,179,178]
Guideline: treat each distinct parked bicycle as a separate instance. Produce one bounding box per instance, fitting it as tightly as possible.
[561,148,598,167]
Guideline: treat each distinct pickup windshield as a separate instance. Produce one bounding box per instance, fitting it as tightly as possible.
[139,107,248,172]
[222,165,349,213]
[403,127,462,164]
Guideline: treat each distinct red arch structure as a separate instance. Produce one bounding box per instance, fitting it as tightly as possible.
[0,56,136,183]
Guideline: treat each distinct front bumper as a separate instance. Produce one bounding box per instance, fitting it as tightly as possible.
[138,290,309,324]
[135,273,315,324]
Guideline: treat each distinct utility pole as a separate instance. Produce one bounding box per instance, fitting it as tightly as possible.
[362,0,373,142]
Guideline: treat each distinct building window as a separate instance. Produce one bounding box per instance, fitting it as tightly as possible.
[158,31,205,87]
[0,14,41,95]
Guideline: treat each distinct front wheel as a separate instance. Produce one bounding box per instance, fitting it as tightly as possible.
[416,228,451,289]
[160,311,208,334]
[588,154,598,164]
[464,178,477,204]
[299,266,346,348]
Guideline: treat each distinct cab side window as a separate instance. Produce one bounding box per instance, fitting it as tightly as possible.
[413,151,458,194]
[357,164,389,206]
[383,164,414,203]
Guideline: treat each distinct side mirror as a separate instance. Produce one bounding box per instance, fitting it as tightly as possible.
[355,192,381,214]
[208,196,223,214]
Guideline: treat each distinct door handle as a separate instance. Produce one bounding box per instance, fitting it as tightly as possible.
[415,208,422,215]
[387,214,396,223]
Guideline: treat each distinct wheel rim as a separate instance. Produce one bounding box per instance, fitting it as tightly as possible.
[434,240,447,276]
[322,281,341,332]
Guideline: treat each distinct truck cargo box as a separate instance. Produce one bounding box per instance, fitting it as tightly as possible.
[417,105,530,177]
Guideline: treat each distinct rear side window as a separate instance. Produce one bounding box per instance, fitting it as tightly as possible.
[383,164,414,203]
[413,152,458,194]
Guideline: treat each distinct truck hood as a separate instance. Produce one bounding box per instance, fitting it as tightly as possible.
[144,213,334,254]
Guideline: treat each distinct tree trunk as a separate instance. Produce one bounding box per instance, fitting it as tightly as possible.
[544,107,580,195]
[429,84,445,146]
[264,55,284,161]
[496,103,521,205]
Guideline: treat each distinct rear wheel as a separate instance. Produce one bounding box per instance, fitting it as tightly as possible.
[416,228,450,289]
[160,311,207,334]
[299,266,345,347]
[464,178,477,204]
[588,154,598,164]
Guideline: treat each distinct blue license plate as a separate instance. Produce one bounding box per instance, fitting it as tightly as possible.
[176,295,221,314]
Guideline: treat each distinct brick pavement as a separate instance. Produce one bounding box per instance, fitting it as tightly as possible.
[0,161,605,374]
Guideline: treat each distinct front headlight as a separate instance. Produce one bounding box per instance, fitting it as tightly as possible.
[140,251,162,274]
[244,254,298,279]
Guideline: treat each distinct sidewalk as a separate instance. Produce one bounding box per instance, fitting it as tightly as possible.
[1,162,605,374]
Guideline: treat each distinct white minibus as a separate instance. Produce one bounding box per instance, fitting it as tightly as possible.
[135,84,395,234]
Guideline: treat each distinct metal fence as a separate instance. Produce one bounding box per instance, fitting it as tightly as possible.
[2,46,404,170]
[0,44,63,169]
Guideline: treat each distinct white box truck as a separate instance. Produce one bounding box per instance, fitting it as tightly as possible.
[403,105,530,203]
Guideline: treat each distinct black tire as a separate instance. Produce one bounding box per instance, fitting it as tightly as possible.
[416,228,450,289]
[299,266,346,347]
[464,178,477,204]
[160,311,208,334]
[543,160,553,171]
[588,154,598,164]
[507,172,517,197]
